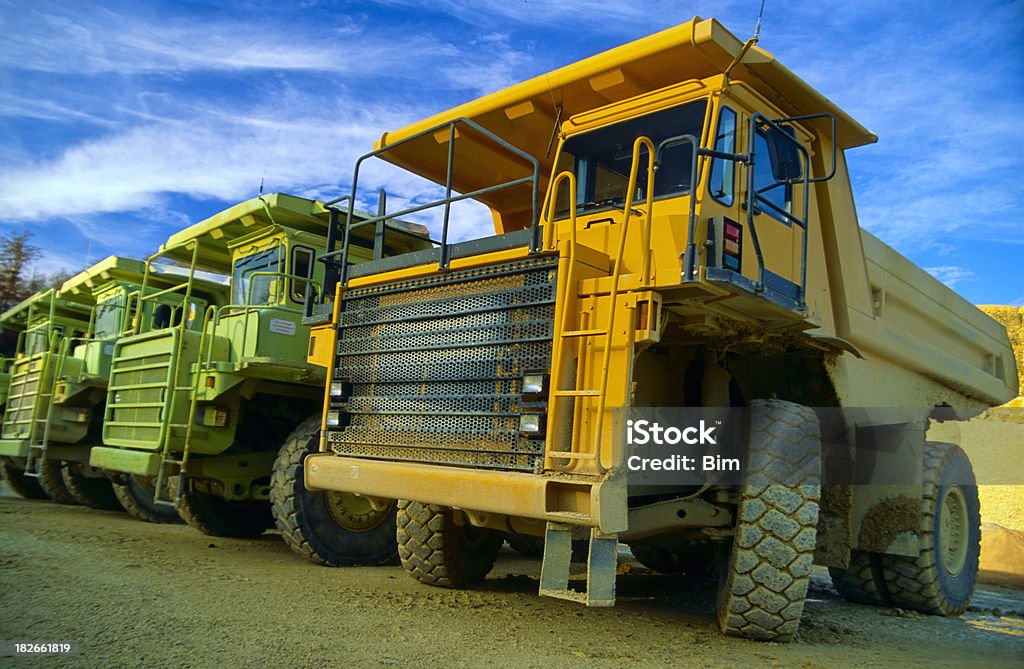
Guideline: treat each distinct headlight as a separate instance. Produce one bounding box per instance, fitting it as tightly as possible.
[329,381,344,397]
[326,410,341,427]
[519,414,545,435]
[522,374,547,395]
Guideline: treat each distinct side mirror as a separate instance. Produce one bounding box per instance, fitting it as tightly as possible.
[763,125,803,182]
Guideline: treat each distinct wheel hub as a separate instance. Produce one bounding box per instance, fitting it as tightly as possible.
[324,491,392,532]
[939,485,969,577]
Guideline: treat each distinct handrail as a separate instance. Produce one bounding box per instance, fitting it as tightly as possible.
[592,136,656,471]
[203,271,320,365]
[747,113,812,306]
[324,116,543,289]
[543,170,578,465]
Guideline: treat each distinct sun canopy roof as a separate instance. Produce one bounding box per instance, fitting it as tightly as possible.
[0,290,92,330]
[58,255,148,303]
[371,17,876,229]
[161,193,332,271]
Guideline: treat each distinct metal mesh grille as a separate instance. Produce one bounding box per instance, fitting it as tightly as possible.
[329,256,557,472]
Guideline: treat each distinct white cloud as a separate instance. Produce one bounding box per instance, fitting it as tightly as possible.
[925,266,976,288]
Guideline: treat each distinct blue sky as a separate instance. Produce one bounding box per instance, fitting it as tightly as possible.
[1,0,1022,305]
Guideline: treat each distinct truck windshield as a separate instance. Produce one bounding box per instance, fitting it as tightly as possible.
[93,295,122,340]
[555,99,708,217]
[232,246,281,306]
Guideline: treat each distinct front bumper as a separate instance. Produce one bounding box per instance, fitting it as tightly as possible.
[304,453,628,534]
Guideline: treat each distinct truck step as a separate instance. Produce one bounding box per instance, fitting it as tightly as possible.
[538,523,616,607]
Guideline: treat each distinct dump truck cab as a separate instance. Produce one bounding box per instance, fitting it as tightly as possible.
[300,17,1016,641]
[91,193,431,535]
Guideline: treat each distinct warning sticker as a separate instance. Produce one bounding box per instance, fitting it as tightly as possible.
[269,318,297,336]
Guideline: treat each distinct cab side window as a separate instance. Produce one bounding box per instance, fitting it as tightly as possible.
[752,128,794,223]
[708,106,737,205]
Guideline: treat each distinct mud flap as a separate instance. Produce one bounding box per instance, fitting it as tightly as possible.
[539,522,617,607]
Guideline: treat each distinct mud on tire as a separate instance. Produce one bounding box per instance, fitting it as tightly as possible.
[112,475,181,524]
[878,441,980,616]
[271,415,398,566]
[0,459,48,500]
[397,500,503,588]
[177,487,274,538]
[61,462,122,511]
[716,399,821,642]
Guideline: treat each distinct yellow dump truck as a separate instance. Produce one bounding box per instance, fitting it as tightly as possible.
[289,18,1016,641]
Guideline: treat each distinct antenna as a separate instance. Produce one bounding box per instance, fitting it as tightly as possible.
[753,0,767,42]
[258,129,283,196]
[724,0,768,86]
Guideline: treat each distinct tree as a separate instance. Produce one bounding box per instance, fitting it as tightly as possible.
[0,231,41,314]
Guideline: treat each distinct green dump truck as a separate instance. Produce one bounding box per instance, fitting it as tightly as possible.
[89,193,430,540]
[1,288,93,502]
[0,256,212,515]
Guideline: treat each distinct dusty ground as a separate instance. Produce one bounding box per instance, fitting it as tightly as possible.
[1,487,1021,668]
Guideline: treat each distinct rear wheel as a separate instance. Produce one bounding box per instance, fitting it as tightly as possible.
[397,501,503,588]
[61,462,122,511]
[829,550,887,606]
[112,475,181,524]
[0,460,48,500]
[177,487,274,538]
[39,459,77,505]
[271,415,398,566]
[631,543,721,577]
[716,399,821,642]
[505,533,544,557]
[879,441,980,616]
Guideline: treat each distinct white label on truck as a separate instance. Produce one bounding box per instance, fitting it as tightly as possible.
[269,318,297,336]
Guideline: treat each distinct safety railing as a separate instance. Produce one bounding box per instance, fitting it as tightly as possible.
[320,117,543,291]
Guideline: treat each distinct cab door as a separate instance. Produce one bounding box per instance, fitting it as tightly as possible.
[741,113,810,310]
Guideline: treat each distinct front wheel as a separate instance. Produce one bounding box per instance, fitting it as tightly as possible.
[397,501,502,588]
[271,415,398,566]
[39,459,77,505]
[716,399,821,642]
[879,441,980,616]
[61,462,122,511]
[177,486,274,538]
[0,460,48,500]
[112,475,181,523]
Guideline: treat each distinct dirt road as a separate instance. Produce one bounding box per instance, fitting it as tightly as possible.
[1,487,1021,669]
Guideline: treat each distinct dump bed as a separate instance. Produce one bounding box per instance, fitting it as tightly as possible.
[849,232,1017,407]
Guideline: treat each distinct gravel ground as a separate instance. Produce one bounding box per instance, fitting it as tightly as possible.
[1,484,1022,668]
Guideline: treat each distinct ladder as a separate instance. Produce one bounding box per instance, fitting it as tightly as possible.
[545,136,655,471]
[539,137,656,606]
[23,336,64,478]
[150,307,215,507]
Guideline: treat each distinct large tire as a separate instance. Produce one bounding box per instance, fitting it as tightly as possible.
[716,399,821,642]
[397,500,503,588]
[39,459,77,505]
[271,415,398,566]
[505,533,544,557]
[631,543,720,577]
[61,462,123,511]
[0,460,48,500]
[112,475,181,524]
[829,550,887,606]
[177,487,274,538]
[879,441,980,616]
